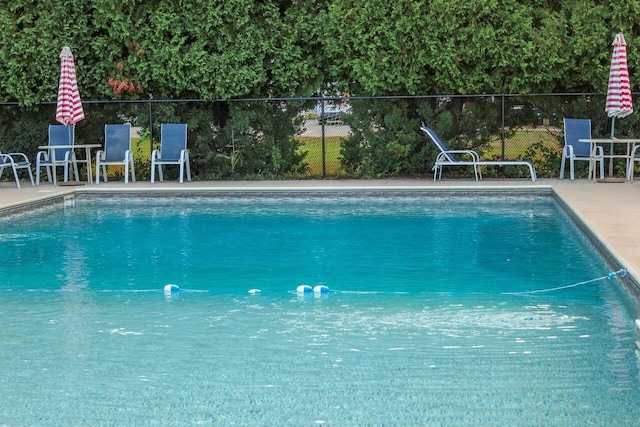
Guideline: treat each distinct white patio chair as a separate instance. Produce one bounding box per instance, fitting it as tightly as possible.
[560,118,604,180]
[35,124,79,185]
[151,123,191,183]
[0,150,35,188]
[627,144,640,182]
[96,123,136,184]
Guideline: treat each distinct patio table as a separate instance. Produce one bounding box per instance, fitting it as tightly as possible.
[578,138,640,182]
[37,144,101,186]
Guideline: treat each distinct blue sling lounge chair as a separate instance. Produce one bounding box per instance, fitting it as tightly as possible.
[420,126,537,182]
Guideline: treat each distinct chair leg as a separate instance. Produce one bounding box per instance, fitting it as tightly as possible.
[124,163,129,184]
[72,158,79,182]
[36,164,52,185]
[598,159,605,180]
[559,156,566,179]
[130,156,136,183]
[27,167,35,186]
[434,165,443,181]
[569,159,575,180]
[179,163,184,184]
[185,155,191,182]
[158,165,164,182]
[11,166,21,188]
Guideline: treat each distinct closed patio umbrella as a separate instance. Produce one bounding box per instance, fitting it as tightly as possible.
[55,46,85,129]
[53,46,85,185]
[604,32,633,178]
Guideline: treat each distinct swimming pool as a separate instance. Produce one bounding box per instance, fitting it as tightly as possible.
[0,192,638,425]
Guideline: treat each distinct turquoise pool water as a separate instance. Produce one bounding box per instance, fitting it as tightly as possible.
[0,194,638,425]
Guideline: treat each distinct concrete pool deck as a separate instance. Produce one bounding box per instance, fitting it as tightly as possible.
[2,177,640,290]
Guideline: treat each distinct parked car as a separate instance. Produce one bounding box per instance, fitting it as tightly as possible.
[316,102,351,125]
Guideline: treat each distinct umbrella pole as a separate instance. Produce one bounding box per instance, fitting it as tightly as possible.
[599,117,625,182]
[609,143,614,176]
[609,117,616,177]
[67,124,79,183]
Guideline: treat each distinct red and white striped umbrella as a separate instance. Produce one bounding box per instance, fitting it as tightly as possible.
[55,46,85,126]
[605,33,633,121]
[603,33,633,179]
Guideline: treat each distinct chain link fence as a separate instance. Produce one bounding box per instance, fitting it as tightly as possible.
[1,93,638,181]
[299,95,567,177]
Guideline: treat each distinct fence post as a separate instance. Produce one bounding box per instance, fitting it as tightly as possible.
[501,95,506,160]
[148,93,153,159]
[320,96,326,178]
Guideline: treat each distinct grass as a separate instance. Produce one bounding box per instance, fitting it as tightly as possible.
[296,129,563,176]
[297,136,344,176]
[485,128,562,158]
[132,137,152,160]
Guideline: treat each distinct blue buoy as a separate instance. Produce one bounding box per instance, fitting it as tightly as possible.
[313,285,329,294]
[248,289,262,295]
[164,284,180,295]
[297,285,313,293]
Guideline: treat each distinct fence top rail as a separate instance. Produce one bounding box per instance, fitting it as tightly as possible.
[0,92,618,107]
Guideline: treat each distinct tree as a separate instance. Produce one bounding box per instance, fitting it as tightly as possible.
[2,1,640,179]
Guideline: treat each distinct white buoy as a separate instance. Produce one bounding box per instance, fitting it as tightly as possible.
[313,285,329,294]
[296,285,313,293]
[164,284,180,295]
[248,289,262,295]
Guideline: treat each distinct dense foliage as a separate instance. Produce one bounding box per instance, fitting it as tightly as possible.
[1,0,639,179]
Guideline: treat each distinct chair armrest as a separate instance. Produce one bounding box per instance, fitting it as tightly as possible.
[7,152,29,162]
[64,151,74,161]
[36,150,50,162]
[151,149,160,160]
[563,145,574,157]
[436,149,480,162]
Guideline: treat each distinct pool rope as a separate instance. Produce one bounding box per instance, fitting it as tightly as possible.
[501,268,627,296]
[161,270,628,297]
